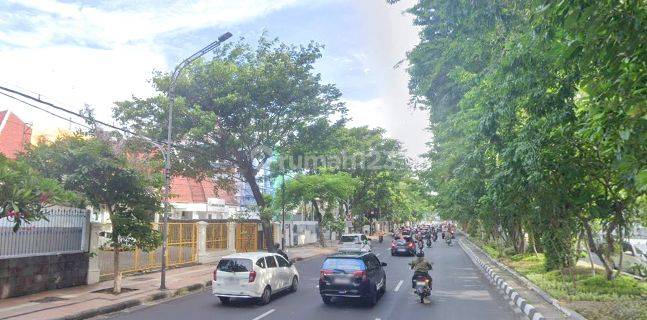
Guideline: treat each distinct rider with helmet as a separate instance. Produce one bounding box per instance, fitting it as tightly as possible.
[409,251,433,289]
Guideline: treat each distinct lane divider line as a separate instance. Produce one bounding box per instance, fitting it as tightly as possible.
[252,309,275,320]
[394,280,403,292]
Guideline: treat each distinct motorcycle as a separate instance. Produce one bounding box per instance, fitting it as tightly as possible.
[413,274,432,303]
[445,236,452,246]
[378,235,384,243]
[426,237,432,247]
[432,233,438,242]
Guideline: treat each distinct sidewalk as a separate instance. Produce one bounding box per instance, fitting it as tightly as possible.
[0,245,336,320]
[460,238,573,320]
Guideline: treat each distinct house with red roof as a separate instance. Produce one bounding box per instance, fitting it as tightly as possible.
[0,110,31,159]
[169,176,240,220]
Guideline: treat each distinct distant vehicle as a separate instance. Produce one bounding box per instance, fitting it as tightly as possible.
[319,252,387,306]
[212,252,299,305]
[338,233,372,253]
[391,236,416,256]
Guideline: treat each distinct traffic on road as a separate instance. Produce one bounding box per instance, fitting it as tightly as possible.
[105,224,517,320]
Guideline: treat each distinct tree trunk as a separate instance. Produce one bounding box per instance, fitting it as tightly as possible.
[312,200,325,247]
[241,166,273,251]
[530,231,539,256]
[615,225,624,278]
[113,248,122,294]
[603,225,617,280]
[583,230,596,276]
[582,218,614,279]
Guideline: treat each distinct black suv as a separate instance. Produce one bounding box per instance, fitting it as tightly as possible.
[319,252,387,306]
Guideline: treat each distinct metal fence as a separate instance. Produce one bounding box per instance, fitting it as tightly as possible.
[98,222,197,278]
[206,223,227,250]
[0,207,90,259]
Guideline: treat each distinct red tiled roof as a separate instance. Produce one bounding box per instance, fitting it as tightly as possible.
[170,176,237,205]
[0,110,31,159]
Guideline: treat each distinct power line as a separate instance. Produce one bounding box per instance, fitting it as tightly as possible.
[0,85,222,162]
[0,91,92,131]
[0,85,148,139]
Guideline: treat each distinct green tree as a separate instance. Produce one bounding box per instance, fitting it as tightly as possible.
[283,172,359,245]
[0,155,70,231]
[24,134,162,293]
[114,35,345,249]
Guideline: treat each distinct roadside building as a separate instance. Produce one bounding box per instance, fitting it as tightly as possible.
[0,110,31,159]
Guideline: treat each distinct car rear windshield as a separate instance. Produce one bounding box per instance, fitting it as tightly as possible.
[340,236,359,243]
[322,258,366,271]
[217,258,253,272]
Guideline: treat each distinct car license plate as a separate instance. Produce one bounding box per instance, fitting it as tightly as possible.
[416,281,427,286]
[334,277,352,285]
[398,248,406,252]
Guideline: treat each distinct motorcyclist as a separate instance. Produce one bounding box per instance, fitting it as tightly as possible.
[409,252,433,289]
[273,243,289,261]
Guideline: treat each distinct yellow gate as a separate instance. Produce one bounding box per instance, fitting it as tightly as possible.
[235,223,258,252]
[206,223,227,250]
[98,223,197,278]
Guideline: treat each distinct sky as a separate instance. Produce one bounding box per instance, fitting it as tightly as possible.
[0,0,430,160]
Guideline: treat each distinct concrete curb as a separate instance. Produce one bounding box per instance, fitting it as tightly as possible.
[458,239,545,320]
[461,237,587,320]
[53,281,212,320]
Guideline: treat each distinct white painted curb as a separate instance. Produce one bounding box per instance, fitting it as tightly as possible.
[459,239,545,320]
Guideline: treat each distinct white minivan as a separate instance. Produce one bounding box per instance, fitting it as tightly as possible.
[212,252,299,305]
[338,233,372,253]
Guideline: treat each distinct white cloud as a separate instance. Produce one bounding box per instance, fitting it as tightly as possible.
[345,97,429,159]
[2,0,301,48]
[0,0,303,138]
[0,44,165,137]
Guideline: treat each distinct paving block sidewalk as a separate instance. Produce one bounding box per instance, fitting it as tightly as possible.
[0,244,337,320]
[460,238,574,320]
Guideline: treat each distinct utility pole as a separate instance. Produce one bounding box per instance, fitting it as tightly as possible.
[160,32,232,290]
[281,173,286,250]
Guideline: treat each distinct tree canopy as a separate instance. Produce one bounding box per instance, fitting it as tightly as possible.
[114,35,346,249]
[399,0,646,278]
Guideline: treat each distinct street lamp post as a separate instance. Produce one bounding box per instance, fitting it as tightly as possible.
[160,32,232,290]
[281,173,286,250]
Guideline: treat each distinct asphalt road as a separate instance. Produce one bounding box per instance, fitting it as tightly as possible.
[103,235,518,320]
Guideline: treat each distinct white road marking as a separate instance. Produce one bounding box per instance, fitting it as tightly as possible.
[252,309,275,320]
[394,280,403,292]
[376,253,381,257]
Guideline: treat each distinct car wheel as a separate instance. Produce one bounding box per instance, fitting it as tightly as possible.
[365,285,378,307]
[378,276,386,295]
[290,276,298,293]
[322,295,333,305]
[219,297,231,305]
[258,286,271,305]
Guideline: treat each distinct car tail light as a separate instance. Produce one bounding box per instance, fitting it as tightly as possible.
[248,271,257,283]
[353,270,368,282]
[320,269,333,280]
[213,269,217,281]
